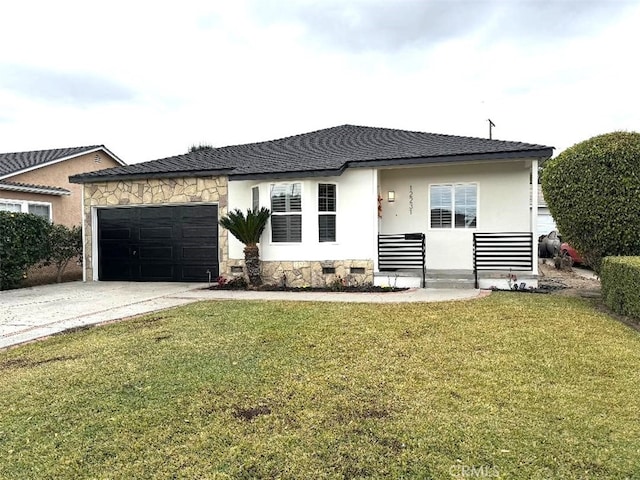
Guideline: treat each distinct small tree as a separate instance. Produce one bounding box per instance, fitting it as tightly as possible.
[541,131,640,273]
[0,212,51,290]
[42,224,83,283]
[219,208,271,287]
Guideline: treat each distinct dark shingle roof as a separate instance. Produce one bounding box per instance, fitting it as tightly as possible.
[0,145,99,176]
[70,125,553,183]
[0,145,118,178]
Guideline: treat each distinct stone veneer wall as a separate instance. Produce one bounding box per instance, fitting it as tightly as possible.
[226,258,374,288]
[83,177,227,281]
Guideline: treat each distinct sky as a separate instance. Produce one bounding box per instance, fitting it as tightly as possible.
[1,0,638,164]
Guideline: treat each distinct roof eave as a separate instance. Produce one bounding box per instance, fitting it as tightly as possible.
[0,183,71,196]
[69,147,554,183]
[348,148,554,169]
[229,166,347,181]
[69,168,235,184]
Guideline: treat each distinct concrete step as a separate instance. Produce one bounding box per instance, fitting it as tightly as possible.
[426,270,474,279]
[375,269,538,290]
[375,269,477,289]
[426,270,476,289]
[425,278,476,289]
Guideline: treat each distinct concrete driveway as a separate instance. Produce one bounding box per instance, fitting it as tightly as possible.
[0,281,206,349]
[1,281,483,350]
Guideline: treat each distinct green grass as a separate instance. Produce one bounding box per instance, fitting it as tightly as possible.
[1,294,640,479]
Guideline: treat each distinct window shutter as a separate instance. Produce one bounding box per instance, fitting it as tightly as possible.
[270,183,302,242]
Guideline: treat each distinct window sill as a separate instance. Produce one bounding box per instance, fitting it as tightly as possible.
[427,227,478,231]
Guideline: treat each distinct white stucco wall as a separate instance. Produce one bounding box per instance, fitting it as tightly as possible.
[378,160,532,270]
[227,169,378,262]
[227,160,534,273]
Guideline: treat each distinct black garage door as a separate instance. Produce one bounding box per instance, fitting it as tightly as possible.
[98,205,218,282]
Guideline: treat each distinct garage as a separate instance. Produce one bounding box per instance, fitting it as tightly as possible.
[97,204,218,282]
[537,206,557,237]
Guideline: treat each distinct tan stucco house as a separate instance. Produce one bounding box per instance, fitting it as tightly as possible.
[0,146,125,226]
[69,125,553,289]
[1,146,125,285]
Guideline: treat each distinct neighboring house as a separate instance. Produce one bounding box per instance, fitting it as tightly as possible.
[0,146,125,226]
[70,125,553,288]
[535,188,558,237]
[1,146,125,286]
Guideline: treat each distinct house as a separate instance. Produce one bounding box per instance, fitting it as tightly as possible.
[534,188,558,237]
[0,146,125,226]
[1,146,125,285]
[69,125,553,288]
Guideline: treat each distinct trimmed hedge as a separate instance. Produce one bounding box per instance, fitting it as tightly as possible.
[601,256,640,319]
[541,131,640,273]
[0,211,51,290]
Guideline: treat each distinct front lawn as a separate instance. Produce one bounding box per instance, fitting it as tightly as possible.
[1,294,639,479]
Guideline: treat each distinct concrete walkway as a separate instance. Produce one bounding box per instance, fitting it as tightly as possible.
[0,281,484,350]
[573,266,599,281]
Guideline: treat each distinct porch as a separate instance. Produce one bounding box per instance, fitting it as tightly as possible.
[374,157,539,289]
[374,232,536,290]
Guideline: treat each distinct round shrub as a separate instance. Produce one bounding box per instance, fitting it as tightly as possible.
[541,131,640,273]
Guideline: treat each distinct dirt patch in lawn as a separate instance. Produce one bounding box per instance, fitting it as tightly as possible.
[538,260,600,298]
[232,404,272,421]
[0,355,79,371]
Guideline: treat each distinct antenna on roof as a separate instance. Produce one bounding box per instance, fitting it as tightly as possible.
[488,119,496,139]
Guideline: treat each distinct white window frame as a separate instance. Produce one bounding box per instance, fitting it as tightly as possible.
[317,182,337,243]
[251,185,260,211]
[0,198,52,221]
[428,183,478,230]
[270,183,302,243]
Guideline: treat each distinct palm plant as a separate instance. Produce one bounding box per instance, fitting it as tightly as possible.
[218,207,271,287]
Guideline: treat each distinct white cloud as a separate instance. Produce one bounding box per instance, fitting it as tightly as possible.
[0,0,639,162]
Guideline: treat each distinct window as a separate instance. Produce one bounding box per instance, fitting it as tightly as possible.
[28,204,51,219]
[430,185,452,228]
[429,184,477,229]
[454,184,477,228]
[252,186,259,211]
[0,201,22,213]
[318,183,336,242]
[0,199,51,221]
[270,183,302,242]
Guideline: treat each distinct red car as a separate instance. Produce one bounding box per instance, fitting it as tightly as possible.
[560,242,583,264]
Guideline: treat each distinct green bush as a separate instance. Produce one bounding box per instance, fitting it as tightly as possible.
[541,131,640,273]
[601,256,640,319]
[41,224,83,283]
[0,213,82,289]
[0,212,51,290]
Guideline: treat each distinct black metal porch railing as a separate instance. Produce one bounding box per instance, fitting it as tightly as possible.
[377,233,426,287]
[473,232,534,288]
